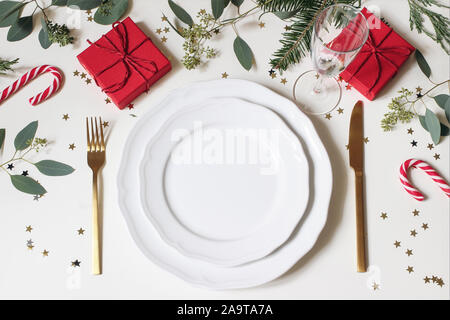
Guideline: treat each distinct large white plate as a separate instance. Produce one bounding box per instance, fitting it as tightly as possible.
[117,79,332,289]
[140,98,309,266]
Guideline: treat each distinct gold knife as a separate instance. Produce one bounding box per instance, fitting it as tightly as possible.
[348,100,367,273]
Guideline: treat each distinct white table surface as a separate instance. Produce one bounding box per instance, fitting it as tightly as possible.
[0,0,448,300]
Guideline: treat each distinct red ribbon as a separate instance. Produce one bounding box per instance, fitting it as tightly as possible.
[87,21,158,94]
[346,22,413,94]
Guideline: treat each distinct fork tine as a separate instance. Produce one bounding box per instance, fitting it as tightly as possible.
[86,117,91,152]
[90,117,95,152]
[94,117,100,152]
[99,117,105,151]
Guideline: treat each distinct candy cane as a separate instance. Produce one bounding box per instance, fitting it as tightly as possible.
[0,65,62,106]
[399,158,450,201]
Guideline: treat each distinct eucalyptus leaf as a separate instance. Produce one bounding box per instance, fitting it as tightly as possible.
[7,15,33,42]
[273,10,300,20]
[34,160,75,176]
[0,1,23,28]
[231,0,244,7]
[52,0,68,5]
[445,104,450,123]
[233,36,253,71]
[67,0,101,10]
[0,129,5,150]
[415,50,431,78]
[38,17,52,49]
[419,115,428,131]
[433,94,450,110]
[94,0,128,25]
[424,109,441,144]
[10,175,47,195]
[212,0,225,20]
[224,0,230,6]
[440,123,450,136]
[165,16,183,37]
[14,121,38,151]
[168,0,193,26]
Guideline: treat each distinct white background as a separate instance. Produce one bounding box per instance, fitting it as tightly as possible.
[0,0,448,299]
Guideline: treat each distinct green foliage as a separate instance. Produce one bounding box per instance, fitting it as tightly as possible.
[46,21,74,46]
[14,121,38,151]
[415,50,431,78]
[10,175,46,195]
[233,36,254,70]
[0,129,5,150]
[381,88,416,131]
[0,57,18,75]
[94,0,128,25]
[34,160,75,176]
[7,15,33,41]
[168,0,193,26]
[212,0,226,20]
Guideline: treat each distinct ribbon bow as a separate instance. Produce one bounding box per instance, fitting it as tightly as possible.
[347,24,413,94]
[87,21,158,94]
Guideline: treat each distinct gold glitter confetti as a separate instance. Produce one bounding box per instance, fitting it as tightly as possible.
[412,209,420,216]
[221,72,229,79]
[42,250,49,257]
[406,266,414,274]
[410,229,418,237]
[62,114,69,121]
[85,79,92,84]
[422,223,429,230]
[405,249,413,256]
[407,128,414,134]
[161,36,168,43]
[380,212,388,220]
[337,108,344,114]
[69,144,76,150]
[363,137,369,144]
[280,78,287,85]
[26,225,33,233]
[258,21,266,28]
[73,70,80,77]
[433,153,440,160]
[77,228,85,235]
[325,113,332,120]
[427,144,434,150]
[394,241,401,248]
[156,28,162,34]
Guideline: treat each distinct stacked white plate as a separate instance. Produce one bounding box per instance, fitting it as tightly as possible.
[117,80,332,289]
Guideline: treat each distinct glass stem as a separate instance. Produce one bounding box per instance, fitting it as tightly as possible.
[313,75,324,94]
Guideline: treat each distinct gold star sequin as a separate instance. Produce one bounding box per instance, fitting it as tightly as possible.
[270,73,277,79]
[284,25,291,31]
[394,241,401,248]
[199,9,206,15]
[427,144,434,150]
[77,228,85,235]
[372,282,380,291]
[315,73,320,79]
[85,78,92,84]
[405,249,413,256]
[161,36,168,43]
[156,28,162,34]
[345,144,349,150]
[26,225,33,233]
[87,16,93,22]
[105,98,111,104]
[325,113,332,120]
[380,212,388,220]
[422,223,429,230]
[258,21,266,28]
[412,209,420,216]
[86,9,92,15]
[69,143,76,150]
[221,72,229,79]
[432,276,438,283]
[73,70,80,77]
[161,16,168,22]
[164,27,170,33]
[424,276,431,283]
[416,86,422,92]
[80,73,87,79]
[337,108,344,114]
[42,250,49,257]
[102,121,109,128]
[406,266,414,274]
[280,78,287,85]
[407,128,414,135]
[363,137,369,144]
[436,278,445,287]
[410,229,418,237]
[63,114,69,121]
[27,245,34,250]
[434,153,440,160]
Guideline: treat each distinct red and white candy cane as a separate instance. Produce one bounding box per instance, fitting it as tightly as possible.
[0,65,62,106]
[399,158,450,201]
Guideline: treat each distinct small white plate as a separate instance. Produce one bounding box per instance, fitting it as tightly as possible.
[139,98,309,266]
[117,79,332,289]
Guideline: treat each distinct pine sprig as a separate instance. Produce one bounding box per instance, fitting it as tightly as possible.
[408,0,450,54]
[0,58,19,75]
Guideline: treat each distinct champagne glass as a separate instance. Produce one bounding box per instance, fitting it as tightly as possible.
[293,4,369,115]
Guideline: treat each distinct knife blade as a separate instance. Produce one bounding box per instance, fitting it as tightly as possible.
[348,100,367,273]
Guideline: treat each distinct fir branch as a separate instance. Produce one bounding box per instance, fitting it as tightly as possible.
[0,58,19,75]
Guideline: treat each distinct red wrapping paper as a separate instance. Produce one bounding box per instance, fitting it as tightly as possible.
[77,17,171,109]
[339,8,415,100]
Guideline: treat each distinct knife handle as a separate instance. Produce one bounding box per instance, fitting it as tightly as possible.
[355,171,367,272]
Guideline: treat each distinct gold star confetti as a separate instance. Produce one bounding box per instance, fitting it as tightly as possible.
[432,276,438,283]
[337,108,344,114]
[410,229,418,237]
[363,137,369,144]
[405,249,413,256]
[161,36,168,43]
[200,9,206,15]
[164,27,170,33]
[221,72,229,79]
[372,282,380,291]
[62,114,69,121]
[27,244,34,250]
[258,21,266,28]
[87,16,93,22]
[105,98,111,104]
[345,144,349,150]
[102,121,109,128]
[69,143,76,150]
[407,128,414,135]
[427,143,434,150]
[412,209,420,216]
[73,70,80,77]
[416,86,422,92]
[86,9,92,15]
[394,240,401,248]
[315,73,320,79]
[85,78,92,84]
[161,16,168,22]
[80,72,87,79]
[280,78,287,85]
[325,113,332,120]
[436,278,445,287]
[380,212,388,220]
[156,28,162,34]
[271,73,277,79]
[424,276,431,283]
[26,225,33,233]
[77,228,85,235]
[406,266,414,274]
[422,223,429,230]
[433,153,440,160]
[284,25,291,31]
[42,250,49,257]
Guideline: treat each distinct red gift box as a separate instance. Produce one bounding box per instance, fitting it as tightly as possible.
[339,8,415,100]
[77,17,171,109]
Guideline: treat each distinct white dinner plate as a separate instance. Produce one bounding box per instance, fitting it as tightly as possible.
[117,79,332,289]
[139,98,309,266]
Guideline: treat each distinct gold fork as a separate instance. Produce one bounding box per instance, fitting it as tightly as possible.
[86,117,106,275]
